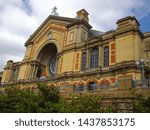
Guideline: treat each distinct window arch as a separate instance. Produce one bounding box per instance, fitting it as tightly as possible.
[49,55,57,74]
[104,46,109,67]
[81,52,86,71]
[87,81,97,91]
[76,85,84,92]
[99,79,111,88]
[90,47,99,68]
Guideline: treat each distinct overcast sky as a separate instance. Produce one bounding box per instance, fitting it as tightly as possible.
[0,0,150,71]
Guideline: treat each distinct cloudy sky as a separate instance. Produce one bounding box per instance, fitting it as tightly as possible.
[0,0,150,71]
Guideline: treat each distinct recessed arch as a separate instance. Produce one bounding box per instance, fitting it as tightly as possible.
[34,40,60,78]
[86,79,99,86]
[86,79,98,91]
[73,82,85,92]
[99,79,111,88]
[35,39,61,60]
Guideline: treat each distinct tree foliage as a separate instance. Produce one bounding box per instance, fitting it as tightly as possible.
[133,94,150,113]
[68,94,102,113]
[0,86,39,112]
[0,83,111,113]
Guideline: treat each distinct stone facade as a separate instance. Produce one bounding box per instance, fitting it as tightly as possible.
[1,9,150,90]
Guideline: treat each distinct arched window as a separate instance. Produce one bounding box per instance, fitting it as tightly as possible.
[81,52,86,71]
[99,80,111,88]
[49,56,57,74]
[74,85,84,92]
[104,47,109,67]
[87,81,97,91]
[90,47,99,68]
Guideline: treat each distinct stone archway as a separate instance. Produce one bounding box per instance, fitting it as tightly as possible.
[99,79,111,88]
[36,43,58,78]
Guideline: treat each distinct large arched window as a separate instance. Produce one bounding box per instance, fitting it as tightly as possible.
[49,55,57,74]
[81,52,86,71]
[104,47,109,67]
[90,47,99,68]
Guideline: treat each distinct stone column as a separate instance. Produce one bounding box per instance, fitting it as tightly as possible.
[14,68,19,81]
[32,65,35,79]
[29,65,33,79]
[9,69,14,82]
[99,45,102,68]
[86,49,90,70]
[33,65,38,79]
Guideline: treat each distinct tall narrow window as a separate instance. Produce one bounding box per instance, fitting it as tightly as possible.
[90,47,99,68]
[104,47,109,67]
[81,52,86,71]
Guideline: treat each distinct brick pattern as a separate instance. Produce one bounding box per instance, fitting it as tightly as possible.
[75,53,80,70]
[111,43,116,64]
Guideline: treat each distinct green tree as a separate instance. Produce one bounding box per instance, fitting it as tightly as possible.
[37,83,60,112]
[57,94,103,113]
[0,86,39,112]
[0,83,112,113]
[133,94,150,113]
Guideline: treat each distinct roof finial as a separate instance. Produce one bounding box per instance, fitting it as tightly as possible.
[50,6,59,16]
[53,6,57,12]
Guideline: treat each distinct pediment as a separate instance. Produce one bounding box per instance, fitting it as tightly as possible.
[25,15,77,47]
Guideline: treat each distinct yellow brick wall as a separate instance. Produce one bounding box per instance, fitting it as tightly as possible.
[61,52,75,73]
[74,51,81,71]
[116,35,134,63]
[133,35,142,60]
[18,64,27,80]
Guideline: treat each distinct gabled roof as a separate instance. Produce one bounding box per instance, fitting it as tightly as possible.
[25,15,78,47]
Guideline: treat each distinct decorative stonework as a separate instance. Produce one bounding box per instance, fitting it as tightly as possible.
[69,31,74,42]
[32,23,66,44]
[99,79,111,87]
[109,77,116,83]
[118,75,132,88]
[62,30,67,48]
[29,44,36,60]
[75,53,80,70]
[110,43,116,64]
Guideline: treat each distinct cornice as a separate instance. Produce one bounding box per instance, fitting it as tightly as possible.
[66,19,92,30]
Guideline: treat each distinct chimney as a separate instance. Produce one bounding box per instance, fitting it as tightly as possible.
[76,9,89,23]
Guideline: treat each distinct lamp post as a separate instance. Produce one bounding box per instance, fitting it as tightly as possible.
[135,59,148,87]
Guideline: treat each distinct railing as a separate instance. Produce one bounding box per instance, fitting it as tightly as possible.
[132,79,150,87]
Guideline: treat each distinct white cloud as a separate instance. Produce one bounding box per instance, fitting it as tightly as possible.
[0,30,25,55]
[0,0,150,71]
